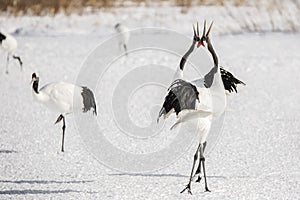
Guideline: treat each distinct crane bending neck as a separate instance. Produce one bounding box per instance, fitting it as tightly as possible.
[179,39,197,71]
[32,80,39,94]
[207,38,218,68]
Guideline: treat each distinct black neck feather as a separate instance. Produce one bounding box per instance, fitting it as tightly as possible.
[207,38,218,68]
[33,80,39,94]
[179,39,197,70]
[203,37,220,88]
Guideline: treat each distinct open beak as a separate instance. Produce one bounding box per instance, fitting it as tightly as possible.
[193,21,200,41]
[193,21,204,47]
[196,20,214,48]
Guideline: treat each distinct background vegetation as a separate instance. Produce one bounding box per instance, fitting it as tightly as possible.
[0,0,280,16]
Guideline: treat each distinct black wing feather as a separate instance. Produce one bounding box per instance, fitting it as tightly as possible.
[0,32,6,44]
[220,67,245,93]
[160,79,199,116]
[81,87,97,115]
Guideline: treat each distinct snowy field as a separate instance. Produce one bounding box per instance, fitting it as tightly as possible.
[1,6,300,200]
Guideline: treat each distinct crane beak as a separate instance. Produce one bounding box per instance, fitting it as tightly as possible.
[206,21,213,37]
[196,19,213,48]
[30,77,39,84]
[193,22,200,41]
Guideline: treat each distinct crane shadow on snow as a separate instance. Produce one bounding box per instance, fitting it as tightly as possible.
[109,173,188,178]
[0,149,18,154]
[109,173,226,179]
[0,179,94,184]
[0,180,97,195]
[0,189,97,195]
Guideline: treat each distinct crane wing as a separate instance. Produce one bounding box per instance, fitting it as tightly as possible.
[157,79,200,122]
[220,67,245,93]
[40,82,79,113]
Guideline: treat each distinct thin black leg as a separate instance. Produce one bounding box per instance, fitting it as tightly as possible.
[180,143,201,195]
[61,116,66,152]
[5,53,10,74]
[201,158,210,192]
[195,160,202,182]
[195,141,207,183]
[123,44,128,56]
[55,114,65,152]
[200,143,210,192]
[12,55,23,71]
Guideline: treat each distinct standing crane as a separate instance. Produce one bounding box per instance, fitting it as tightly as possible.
[114,23,130,56]
[0,32,23,74]
[31,73,97,152]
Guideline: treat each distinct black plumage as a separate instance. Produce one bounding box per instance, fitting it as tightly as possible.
[0,32,6,43]
[159,79,199,117]
[81,86,97,115]
[220,67,245,93]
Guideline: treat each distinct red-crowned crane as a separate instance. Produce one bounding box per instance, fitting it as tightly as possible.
[0,32,23,74]
[158,21,244,194]
[114,23,130,56]
[31,73,97,152]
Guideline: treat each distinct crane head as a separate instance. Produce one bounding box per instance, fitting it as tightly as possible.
[194,20,214,48]
[114,23,120,30]
[31,73,39,83]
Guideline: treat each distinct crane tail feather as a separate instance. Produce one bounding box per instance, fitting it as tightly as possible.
[81,87,97,116]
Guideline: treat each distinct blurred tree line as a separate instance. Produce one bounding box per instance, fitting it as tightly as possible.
[0,0,248,15]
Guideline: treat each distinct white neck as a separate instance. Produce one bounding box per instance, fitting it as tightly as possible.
[31,81,49,103]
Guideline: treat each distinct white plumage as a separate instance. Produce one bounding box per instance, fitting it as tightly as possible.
[31,73,97,152]
[0,32,23,74]
[34,82,84,114]
[114,23,130,55]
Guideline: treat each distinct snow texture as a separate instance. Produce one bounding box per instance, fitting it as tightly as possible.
[0,5,300,200]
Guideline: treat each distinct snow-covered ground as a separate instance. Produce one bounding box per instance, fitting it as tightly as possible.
[1,6,300,200]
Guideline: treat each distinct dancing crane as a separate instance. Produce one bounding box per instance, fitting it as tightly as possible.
[158,21,228,194]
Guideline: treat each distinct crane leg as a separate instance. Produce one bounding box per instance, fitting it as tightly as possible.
[123,44,128,56]
[180,142,201,195]
[5,53,10,74]
[61,116,66,152]
[55,114,66,152]
[195,141,207,182]
[200,143,210,192]
[12,55,23,71]
[194,160,202,182]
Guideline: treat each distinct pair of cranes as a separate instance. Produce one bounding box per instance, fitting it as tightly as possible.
[2,21,244,194]
[157,21,245,194]
[115,21,245,194]
[0,24,128,153]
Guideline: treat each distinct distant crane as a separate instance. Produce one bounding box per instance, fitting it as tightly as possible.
[31,73,97,152]
[0,32,23,74]
[158,21,240,194]
[114,23,130,56]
